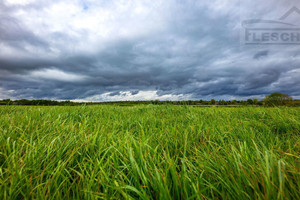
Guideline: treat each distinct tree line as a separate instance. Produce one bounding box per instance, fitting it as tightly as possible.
[0,99,79,106]
[0,93,299,106]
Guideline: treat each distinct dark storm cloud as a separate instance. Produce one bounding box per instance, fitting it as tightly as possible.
[0,0,300,101]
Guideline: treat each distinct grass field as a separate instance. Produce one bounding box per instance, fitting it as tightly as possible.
[0,105,299,199]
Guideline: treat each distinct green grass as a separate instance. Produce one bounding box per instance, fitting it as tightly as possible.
[0,105,299,199]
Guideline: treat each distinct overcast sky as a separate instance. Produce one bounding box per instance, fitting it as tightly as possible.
[0,0,300,101]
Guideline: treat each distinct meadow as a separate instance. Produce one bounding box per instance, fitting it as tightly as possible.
[0,105,299,199]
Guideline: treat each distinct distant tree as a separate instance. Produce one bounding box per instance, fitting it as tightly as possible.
[263,93,292,106]
[219,100,226,105]
[253,98,259,105]
[210,99,216,105]
[1,99,12,105]
[247,99,253,105]
[293,100,300,106]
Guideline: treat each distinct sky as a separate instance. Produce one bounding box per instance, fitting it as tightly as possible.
[0,0,300,101]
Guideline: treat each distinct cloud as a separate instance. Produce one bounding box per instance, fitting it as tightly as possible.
[253,51,269,59]
[0,0,300,101]
[30,68,87,82]
[74,90,189,102]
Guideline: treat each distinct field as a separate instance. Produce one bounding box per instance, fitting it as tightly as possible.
[0,105,299,199]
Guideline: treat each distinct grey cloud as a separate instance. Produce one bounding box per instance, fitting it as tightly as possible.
[253,51,269,59]
[108,91,121,96]
[0,0,300,100]
[130,90,139,95]
[0,16,49,51]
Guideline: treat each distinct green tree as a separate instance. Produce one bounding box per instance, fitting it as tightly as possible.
[219,100,226,105]
[247,99,254,105]
[253,98,259,105]
[263,93,292,106]
[210,99,216,105]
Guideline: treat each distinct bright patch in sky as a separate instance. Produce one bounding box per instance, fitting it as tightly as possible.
[4,0,36,5]
[30,69,87,82]
[74,91,189,102]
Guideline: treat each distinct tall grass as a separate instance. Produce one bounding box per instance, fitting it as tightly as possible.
[0,105,299,199]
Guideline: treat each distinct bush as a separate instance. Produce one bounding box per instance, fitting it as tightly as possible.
[263,93,292,106]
